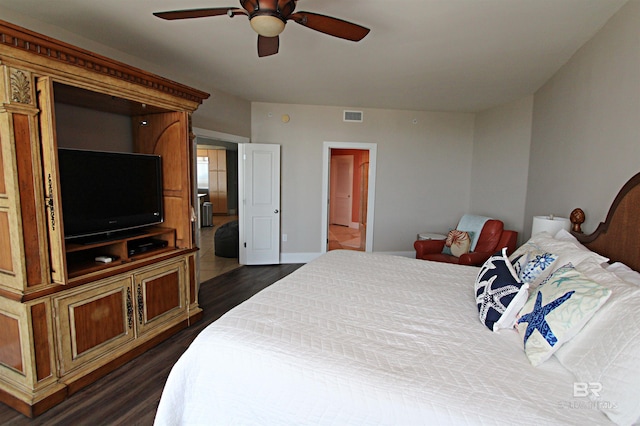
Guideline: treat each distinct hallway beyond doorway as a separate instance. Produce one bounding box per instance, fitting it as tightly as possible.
[199,215,240,283]
[328,224,363,251]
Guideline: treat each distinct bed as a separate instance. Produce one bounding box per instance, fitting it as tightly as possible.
[155,173,640,426]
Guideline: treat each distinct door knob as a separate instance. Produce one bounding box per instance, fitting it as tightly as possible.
[274,209,279,214]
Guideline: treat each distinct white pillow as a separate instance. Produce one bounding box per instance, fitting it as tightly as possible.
[522,232,609,276]
[553,228,593,252]
[555,260,640,426]
[606,262,640,286]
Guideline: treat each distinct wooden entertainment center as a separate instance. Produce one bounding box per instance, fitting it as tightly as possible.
[0,20,209,416]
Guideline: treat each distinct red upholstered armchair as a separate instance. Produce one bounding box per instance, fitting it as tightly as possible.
[414,219,518,266]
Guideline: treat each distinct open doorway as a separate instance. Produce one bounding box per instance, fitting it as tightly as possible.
[322,142,377,253]
[193,128,248,282]
[329,150,369,250]
[196,146,239,281]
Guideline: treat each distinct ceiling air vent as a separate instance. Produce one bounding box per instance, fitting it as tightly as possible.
[343,110,363,122]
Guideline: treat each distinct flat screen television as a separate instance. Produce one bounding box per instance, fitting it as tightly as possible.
[58,148,164,242]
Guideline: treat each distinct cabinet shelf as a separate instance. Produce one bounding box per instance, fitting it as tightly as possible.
[65,227,177,279]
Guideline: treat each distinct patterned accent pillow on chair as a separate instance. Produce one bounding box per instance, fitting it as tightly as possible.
[442,230,472,257]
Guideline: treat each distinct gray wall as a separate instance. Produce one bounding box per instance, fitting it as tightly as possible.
[525,0,640,237]
[6,0,639,258]
[252,0,640,257]
[55,103,133,152]
[191,91,251,139]
[470,96,533,240]
[0,5,252,140]
[251,103,475,255]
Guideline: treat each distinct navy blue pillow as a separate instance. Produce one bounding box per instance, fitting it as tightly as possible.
[475,248,530,331]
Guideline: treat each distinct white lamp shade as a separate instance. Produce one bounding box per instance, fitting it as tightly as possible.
[532,215,571,236]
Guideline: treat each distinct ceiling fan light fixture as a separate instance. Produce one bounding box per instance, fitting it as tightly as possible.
[153,2,370,56]
[250,15,285,37]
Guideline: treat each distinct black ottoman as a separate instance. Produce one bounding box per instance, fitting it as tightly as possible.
[214,220,239,258]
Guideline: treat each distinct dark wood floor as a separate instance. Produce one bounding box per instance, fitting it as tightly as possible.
[0,263,302,425]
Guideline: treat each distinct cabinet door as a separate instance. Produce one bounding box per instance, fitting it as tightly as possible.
[54,277,134,375]
[36,77,67,284]
[134,259,186,336]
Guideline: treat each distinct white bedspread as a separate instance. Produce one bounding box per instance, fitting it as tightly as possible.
[155,250,611,425]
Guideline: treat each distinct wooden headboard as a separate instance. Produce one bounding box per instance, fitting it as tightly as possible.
[570,172,640,272]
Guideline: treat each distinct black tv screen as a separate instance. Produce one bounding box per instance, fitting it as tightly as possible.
[58,148,163,242]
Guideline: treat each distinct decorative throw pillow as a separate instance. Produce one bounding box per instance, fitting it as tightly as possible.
[475,248,529,332]
[442,230,472,256]
[516,263,612,366]
[511,249,558,285]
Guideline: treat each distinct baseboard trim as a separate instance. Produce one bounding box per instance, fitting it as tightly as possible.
[379,251,415,258]
[0,384,67,418]
[280,252,322,264]
[279,250,415,264]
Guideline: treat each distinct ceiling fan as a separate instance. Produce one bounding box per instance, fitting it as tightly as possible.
[154,0,370,57]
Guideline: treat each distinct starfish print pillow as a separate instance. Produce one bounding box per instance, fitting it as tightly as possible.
[516,263,612,366]
[475,248,529,331]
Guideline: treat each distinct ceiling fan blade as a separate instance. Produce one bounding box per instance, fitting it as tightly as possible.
[257,35,279,57]
[153,8,239,20]
[289,12,370,41]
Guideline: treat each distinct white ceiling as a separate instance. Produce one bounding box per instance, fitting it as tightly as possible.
[0,0,628,112]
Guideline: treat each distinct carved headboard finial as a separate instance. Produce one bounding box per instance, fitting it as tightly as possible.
[570,208,585,233]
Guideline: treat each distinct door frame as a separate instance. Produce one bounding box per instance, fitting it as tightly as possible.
[321,141,377,253]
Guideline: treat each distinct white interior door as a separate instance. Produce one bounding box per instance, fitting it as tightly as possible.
[238,143,281,265]
[330,155,353,227]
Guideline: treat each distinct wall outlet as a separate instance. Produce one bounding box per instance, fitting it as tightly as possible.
[282,234,287,242]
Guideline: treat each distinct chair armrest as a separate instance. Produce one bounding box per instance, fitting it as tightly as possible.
[498,230,518,256]
[414,239,446,259]
[457,251,493,266]
[458,230,519,266]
